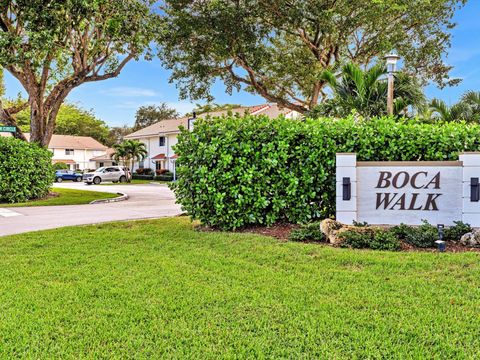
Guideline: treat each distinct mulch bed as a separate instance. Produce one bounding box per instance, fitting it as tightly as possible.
[197,223,480,253]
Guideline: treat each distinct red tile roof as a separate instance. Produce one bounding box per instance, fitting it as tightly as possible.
[152,153,166,160]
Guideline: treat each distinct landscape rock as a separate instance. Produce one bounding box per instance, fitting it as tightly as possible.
[320,219,375,245]
[460,230,480,247]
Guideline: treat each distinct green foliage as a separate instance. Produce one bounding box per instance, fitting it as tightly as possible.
[0,0,160,146]
[53,162,69,170]
[0,137,53,203]
[161,0,464,112]
[403,220,438,248]
[371,230,402,251]
[172,115,480,230]
[16,103,110,144]
[339,228,400,251]
[289,222,325,242]
[444,221,472,241]
[112,139,148,179]
[313,63,426,118]
[134,103,179,131]
[429,91,480,123]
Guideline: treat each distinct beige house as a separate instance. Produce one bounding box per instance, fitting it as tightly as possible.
[1,132,110,170]
[124,103,300,173]
[90,148,116,169]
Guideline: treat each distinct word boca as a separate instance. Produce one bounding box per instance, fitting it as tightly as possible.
[375,171,441,211]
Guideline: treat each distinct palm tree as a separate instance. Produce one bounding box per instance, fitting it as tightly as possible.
[429,91,480,122]
[112,140,147,182]
[112,142,131,179]
[315,62,426,118]
[123,140,148,176]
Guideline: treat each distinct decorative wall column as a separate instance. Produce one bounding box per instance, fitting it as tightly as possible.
[459,152,480,227]
[336,153,358,224]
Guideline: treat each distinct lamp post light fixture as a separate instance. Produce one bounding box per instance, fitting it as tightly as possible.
[435,224,446,252]
[384,53,400,116]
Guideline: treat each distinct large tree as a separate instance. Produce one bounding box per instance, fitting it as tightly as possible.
[15,102,110,144]
[160,0,465,113]
[134,103,179,131]
[0,0,160,147]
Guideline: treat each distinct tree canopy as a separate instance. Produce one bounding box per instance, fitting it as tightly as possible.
[0,0,160,146]
[134,103,179,131]
[160,0,466,113]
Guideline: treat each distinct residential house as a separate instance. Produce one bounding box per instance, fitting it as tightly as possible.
[124,103,301,173]
[90,148,116,169]
[21,134,109,170]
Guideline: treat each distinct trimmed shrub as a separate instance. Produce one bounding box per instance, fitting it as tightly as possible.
[339,228,401,251]
[0,137,54,203]
[53,162,69,170]
[403,220,438,248]
[132,174,154,180]
[444,221,472,241]
[172,115,480,230]
[289,222,325,242]
[155,172,174,181]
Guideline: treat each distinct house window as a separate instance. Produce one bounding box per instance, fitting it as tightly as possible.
[74,164,80,170]
[99,162,104,167]
[65,149,74,155]
[155,161,162,171]
[159,136,166,147]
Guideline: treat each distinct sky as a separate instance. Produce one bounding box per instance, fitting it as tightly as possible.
[4,1,480,128]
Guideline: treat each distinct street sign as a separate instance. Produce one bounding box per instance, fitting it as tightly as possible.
[0,126,16,133]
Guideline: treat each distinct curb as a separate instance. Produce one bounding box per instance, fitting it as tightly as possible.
[89,192,129,205]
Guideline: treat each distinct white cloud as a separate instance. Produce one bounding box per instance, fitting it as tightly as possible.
[102,86,160,97]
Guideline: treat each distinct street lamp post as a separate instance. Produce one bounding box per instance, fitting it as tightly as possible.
[384,53,400,116]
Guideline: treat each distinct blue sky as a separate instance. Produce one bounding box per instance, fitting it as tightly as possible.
[4,1,480,127]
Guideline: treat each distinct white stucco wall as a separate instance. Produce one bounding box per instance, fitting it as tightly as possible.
[133,133,179,172]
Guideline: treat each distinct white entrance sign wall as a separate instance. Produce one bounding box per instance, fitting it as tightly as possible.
[336,153,480,227]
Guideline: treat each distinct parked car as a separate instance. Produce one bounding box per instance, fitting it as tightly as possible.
[83,166,130,185]
[55,170,83,183]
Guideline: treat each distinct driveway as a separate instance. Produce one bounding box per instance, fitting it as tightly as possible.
[0,182,183,237]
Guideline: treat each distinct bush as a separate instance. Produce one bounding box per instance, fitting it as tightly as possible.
[172,115,480,230]
[0,137,54,203]
[143,168,153,175]
[371,230,401,251]
[132,174,154,180]
[53,162,69,170]
[339,228,401,251]
[136,168,145,175]
[156,169,168,176]
[289,222,325,242]
[339,230,374,249]
[155,172,174,181]
[403,220,438,248]
[444,221,472,241]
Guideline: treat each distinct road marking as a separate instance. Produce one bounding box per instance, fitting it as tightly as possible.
[0,208,23,217]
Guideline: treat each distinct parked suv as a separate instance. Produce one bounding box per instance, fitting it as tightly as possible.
[55,170,83,183]
[83,166,129,185]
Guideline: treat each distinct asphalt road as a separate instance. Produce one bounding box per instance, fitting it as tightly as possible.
[0,182,182,237]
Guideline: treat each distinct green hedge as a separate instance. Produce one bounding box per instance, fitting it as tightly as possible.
[0,137,54,203]
[171,116,480,230]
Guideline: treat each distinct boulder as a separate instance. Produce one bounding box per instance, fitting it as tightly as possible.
[320,219,374,245]
[460,230,480,247]
[320,219,344,245]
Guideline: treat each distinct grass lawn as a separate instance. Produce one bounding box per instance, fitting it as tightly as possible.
[0,187,118,207]
[0,217,479,358]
